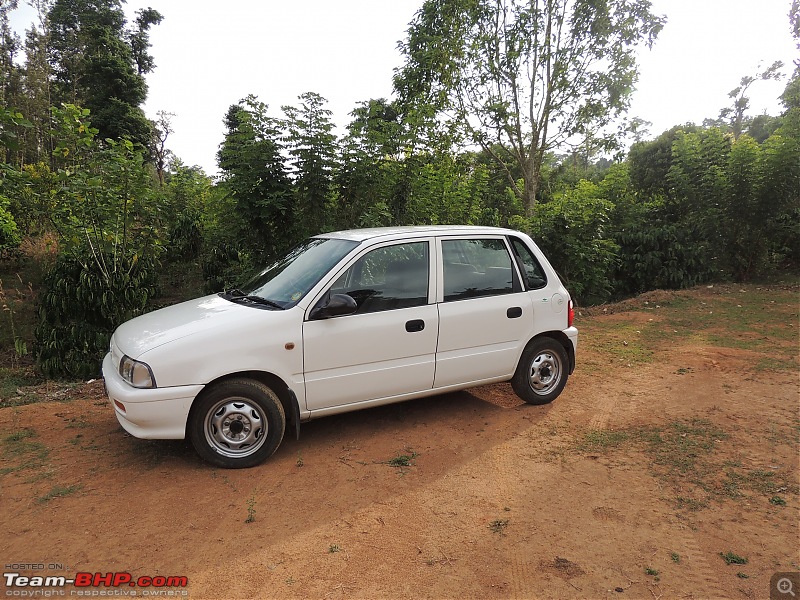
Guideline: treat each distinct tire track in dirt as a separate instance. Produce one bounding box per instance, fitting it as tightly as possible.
[668,526,728,599]
[583,361,672,431]
[481,411,585,599]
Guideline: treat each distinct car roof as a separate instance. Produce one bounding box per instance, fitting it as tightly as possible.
[317,225,520,243]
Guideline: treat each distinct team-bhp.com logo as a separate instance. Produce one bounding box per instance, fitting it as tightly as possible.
[4,571,188,596]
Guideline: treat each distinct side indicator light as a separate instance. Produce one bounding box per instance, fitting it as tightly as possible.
[114,399,126,413]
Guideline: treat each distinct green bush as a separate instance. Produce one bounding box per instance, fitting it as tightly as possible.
[35,251,158,378]
[0,195,21,254]
[516,180,619,305]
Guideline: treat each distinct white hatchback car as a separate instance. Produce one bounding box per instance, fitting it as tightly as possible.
[103,226,578,468]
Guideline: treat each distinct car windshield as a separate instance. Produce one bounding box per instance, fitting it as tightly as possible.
[230,237,359,309]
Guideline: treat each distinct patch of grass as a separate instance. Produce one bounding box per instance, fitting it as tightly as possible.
[645,567,659,576]
[1,427,49,474]
[663,288,799,364]
[670,552,681,564]
[579,321,658,369]
[676,496,708,511]
[488,519,509,535]
[37,484,81,503]
[737,572,749,579]
[722,466,798,501]
[573,413,800,514]
[745,469,779,494]
[769,496,787,506]
[381,450,419,475]
[719,551,748,565]
[386,451,418,468]
[644,419,728,475]
[577,429,630,453]
[328,544,340,554]
[0,368,44,405]
[24,470,54,484]
[5,428,36,444]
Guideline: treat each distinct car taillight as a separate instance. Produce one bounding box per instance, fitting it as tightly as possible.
[568,299,574,328]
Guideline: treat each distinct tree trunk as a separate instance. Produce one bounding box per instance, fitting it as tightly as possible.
[522,155,541,217]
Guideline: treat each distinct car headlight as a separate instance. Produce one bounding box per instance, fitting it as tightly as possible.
[119,355,156,388]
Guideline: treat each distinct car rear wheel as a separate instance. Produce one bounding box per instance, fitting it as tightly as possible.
[189,378,285,468]
[511,337,569,405]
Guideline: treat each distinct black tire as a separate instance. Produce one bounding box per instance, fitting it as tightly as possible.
[189,378,285,468]
[511,337,569,405]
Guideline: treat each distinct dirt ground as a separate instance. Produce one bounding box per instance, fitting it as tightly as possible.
[1,284,798,600]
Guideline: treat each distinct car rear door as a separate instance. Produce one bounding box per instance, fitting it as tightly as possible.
[434,235,534,388]
[303,238,438,411]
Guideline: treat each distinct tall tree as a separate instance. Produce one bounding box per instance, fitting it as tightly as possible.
[336,98,404,227]
[151,109,174,186]
[395,0,664,214]
[47,0,162,147]
[282,92,338,235]
[0,0,20,109]
[216,95,294,258]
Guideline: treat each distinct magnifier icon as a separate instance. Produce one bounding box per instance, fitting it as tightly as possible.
[778,578,796,597]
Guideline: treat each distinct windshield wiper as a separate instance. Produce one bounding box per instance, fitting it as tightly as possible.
[221,289,284,310]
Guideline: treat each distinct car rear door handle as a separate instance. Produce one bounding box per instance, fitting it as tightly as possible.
[507,307,522,318]
[405,319,425,332]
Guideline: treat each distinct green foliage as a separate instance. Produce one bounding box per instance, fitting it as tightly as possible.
[395,0,665,212]
[162,162,211,260]
[627,126,696,198]
[32,105,162,378]
[216,95,295,260]
[404,153,487,225]
[518,180,619,304]
[47,0,161,147]
[719,551,748,565]
[335,99,404,228]
[199,186,255,293]
[613,200,717,294]
[282,92,339,236]
[35,250,158,378]
[48,105,162,267]
[0,193,20,253]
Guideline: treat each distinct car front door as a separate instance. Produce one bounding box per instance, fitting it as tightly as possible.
[303,239,438,411]
[434,236,534,388]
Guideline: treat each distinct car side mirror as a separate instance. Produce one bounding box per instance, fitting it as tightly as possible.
[309,293,357,320]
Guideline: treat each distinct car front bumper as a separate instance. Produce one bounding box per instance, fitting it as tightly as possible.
[102,352,203,440]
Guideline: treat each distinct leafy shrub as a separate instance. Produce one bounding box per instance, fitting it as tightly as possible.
[612,200,717,296]
[35,251,158,378]
[515,180,619,305]
[31,105,164,378]
[0,195,21,254]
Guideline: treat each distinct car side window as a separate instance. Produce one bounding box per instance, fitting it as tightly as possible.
[329,242,429,314]
[510,237,547,290]
[442,238,515,302]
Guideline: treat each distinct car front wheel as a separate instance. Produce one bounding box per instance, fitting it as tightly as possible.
[189,378,286,468]
[511,338,569,405]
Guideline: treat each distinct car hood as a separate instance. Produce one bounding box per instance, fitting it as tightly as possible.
[114,294,265,359]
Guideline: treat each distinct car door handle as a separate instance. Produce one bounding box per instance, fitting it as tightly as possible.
[405,319,425,332]
[507,307,522,319]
